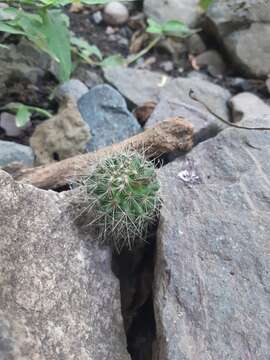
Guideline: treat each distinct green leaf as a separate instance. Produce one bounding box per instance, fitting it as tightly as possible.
[38,9,72,82]
[71,35,103,60]
[100,54,125,68]
[146,18,163,35]
[0,21,25,35]
[162,20,193,37]
[199,0,213,10]
[81,0,110,4]
[16,105,31,128]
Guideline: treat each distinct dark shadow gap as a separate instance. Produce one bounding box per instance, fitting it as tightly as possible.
[111,226,157,360]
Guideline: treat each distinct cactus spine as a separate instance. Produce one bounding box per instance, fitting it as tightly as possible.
[77,150,160,252]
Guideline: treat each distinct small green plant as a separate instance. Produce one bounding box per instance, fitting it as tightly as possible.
[1,102,52,127]
[0,0,131,82]
[76,150,161,252]
[146,18,194,38]
[199,0,213,11]
[127,18,195,65]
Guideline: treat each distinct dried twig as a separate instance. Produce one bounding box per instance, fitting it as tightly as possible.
[14,117,194,189]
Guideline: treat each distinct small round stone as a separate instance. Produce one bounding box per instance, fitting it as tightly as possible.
[103,1,129,26]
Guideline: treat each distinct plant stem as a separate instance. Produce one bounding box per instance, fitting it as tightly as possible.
[126,35,162,66]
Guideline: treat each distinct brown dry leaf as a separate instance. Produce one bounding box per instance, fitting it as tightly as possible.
[69,3,84,13]
[133,101,157,126]
[188,54,200,71]
[129,31,149,54]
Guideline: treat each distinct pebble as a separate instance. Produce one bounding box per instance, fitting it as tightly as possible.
[54,79,88,102]
[195,50,226,78]
[0,140,34,167]
[160,61,174,72]
[92,11,103,24]
[103,1,129,26]
[0,112,24,137]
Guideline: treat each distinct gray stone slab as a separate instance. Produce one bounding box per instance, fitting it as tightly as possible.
[145,77,231,143]
[206,0,270,77]
[104,68,172,106]
[0,171,130,360]
[154,116,270,359]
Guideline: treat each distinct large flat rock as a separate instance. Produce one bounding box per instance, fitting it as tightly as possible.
[154,116,270,359]
[104,68,172,106]
[0,171,130,360]
[145,77,231,143]
[206,0,270,77]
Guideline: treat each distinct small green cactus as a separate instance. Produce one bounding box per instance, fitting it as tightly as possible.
[77,149,161,252]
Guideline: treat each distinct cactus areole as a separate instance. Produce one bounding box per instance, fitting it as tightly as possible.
[78,150,161,252]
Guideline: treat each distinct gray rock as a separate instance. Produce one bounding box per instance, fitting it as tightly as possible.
[0,141,34,167]
[54,79,89,102]
[145,77,231,143]
[266,77,270,94]
[78,84,141,151]
[195,50,226,77]
[73,66,103,88]
[104,1,129,26]
[92,10,103,24]
[160,61,174,73]
[104,68,172,106]
[144,0,201,26]
[154,115,270,359]
[0,112,24,137]
[206,0,270,77]
[187,33,207,55]
[30,98,91,165]
[187,71,210,81]
[229,92,270,123]
[0,170,130,360]
[225,23,270,78]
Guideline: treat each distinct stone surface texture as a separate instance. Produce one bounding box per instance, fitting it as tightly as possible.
[206,0,270,77]
[0,141,34,167]
[30,98,91,165]
[104,68,172,106]
[78,84,141,151]
[145,77,231,143]
[0,112,24,137]
[195,50,226,77]
[144,0,201,26]
[229,92,270,123]
[55,79,89,102]
[0,171,130,360]
[154,115,270,359]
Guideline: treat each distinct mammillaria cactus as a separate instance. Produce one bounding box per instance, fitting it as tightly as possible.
[77,149,161,252]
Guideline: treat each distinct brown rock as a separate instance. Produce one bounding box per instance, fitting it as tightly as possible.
[30,98,91,165]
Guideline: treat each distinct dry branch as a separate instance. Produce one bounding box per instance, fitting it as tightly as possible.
[14,117,194,189]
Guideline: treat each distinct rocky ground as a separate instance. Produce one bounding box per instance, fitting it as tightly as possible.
[0,0,270,359]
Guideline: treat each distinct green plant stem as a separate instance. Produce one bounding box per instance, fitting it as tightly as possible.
[126,35,162,66]
[0,103,52,118]
[71,47,99,66]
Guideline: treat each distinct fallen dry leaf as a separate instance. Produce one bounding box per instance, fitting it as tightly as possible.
[133,101,157,126]
[188,54,200,71]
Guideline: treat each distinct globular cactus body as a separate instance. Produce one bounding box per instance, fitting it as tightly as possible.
[78,150,160,252]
